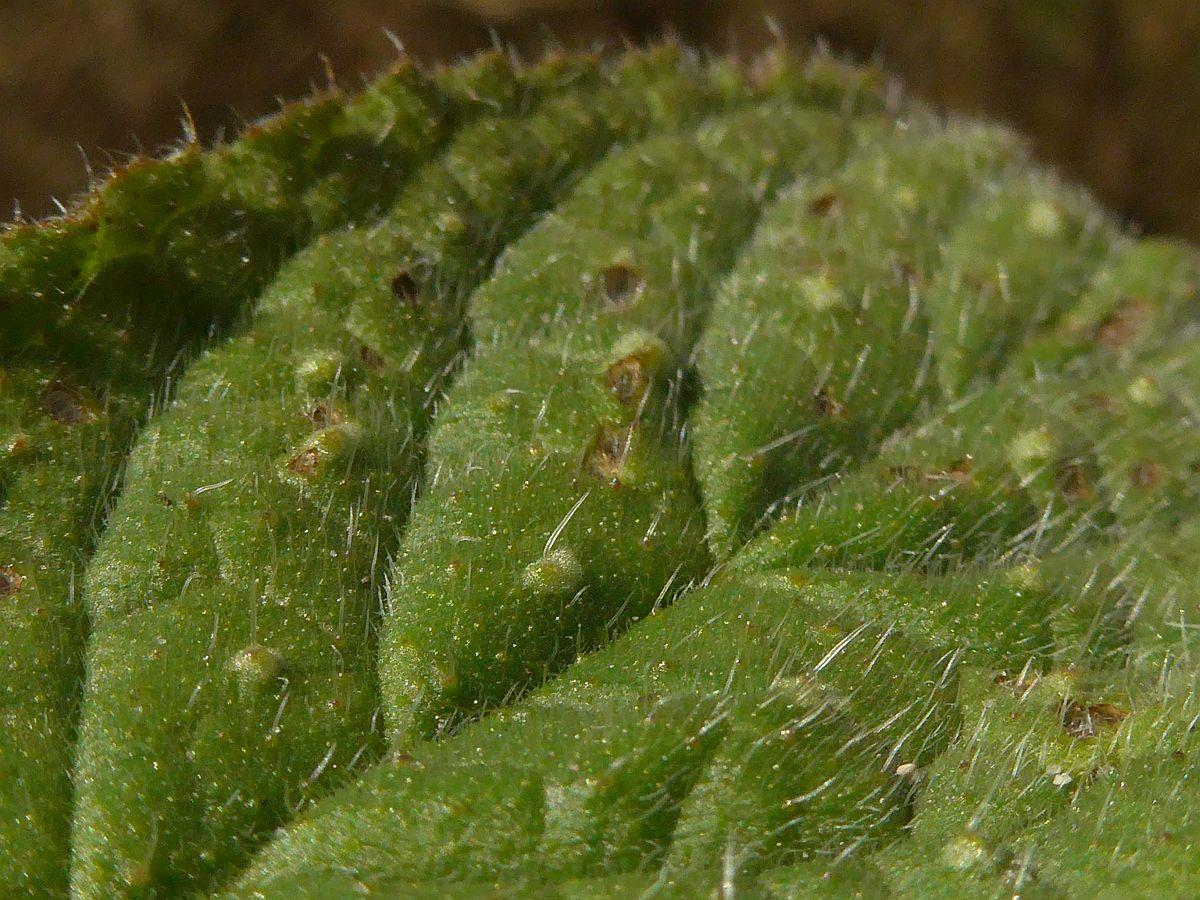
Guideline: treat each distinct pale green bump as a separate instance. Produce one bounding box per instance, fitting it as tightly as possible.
[940,834,991,872]
[1126,373,1163,406]
[293,349,352,396]
[799,271,845,310]
[1007,426,1056,476]
[229,644,288,694]
[1025,196,1066,237]
[603,329,671,371]
[520,547,584,597]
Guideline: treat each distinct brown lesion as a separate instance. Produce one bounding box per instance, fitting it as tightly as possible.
[886,463,921,482]
[598,263,645,309]
[0,566,23,598]
[1075,391,1119,415]
[744,48,791,91]
[604,353,653,407]
[1060,698,1128,738]
[286,446,322,480]
[390,268,419,305]
[1094,296,1153,350]
[304,402,342,427]
[893,259,923,290]
[1130,459,1164,490]
[993,670,1039,697]
[808,190,842,218]
[959,270,992,295]
[1054,458,1095,503]
[812,388,847,419]
[3,433,31,457]
[887,456,974,485]
[947,457,975,480]
[40,381,97,425]
[584,423,634,483]
[358,343,385,372]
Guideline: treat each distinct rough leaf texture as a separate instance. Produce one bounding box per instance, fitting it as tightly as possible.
[1,45,1198,899]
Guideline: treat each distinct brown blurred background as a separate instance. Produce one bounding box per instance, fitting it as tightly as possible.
[4,1,1200,239]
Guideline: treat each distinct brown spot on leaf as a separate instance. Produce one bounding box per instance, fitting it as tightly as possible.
[1055,460,1094,503]
[358,344,385,372]
[305,402,342,427]
[808,190,841,218]
[994,670,1039,697]
[1094,297,1153,350]
[961,271,990,294]
[745,51,782,91]
[1077,392,1119,415]
[287,446,322,480]
[4,433,31,457]
[812,388,847,419]
[893,259,922,289]
[605,353,652,407]
[599,263,644,308]
[0,567,24,598]
[585,424,633,484]
[1130,460,1165,490]
[390,269,419,304]
[41,382,95,425]
[892,457,975,486]
[1060,699,1128,738]
[944,457,974,481]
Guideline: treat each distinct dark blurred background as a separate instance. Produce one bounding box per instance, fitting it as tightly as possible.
[4,1,1200,239]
